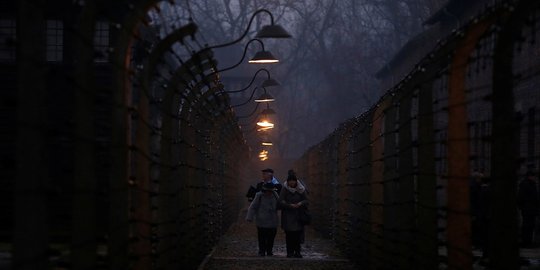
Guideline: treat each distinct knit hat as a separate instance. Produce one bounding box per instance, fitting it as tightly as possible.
[287,169,297,181]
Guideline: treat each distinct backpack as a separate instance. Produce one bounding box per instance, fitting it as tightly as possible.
[246,185,257,202]
[246,182,282,201]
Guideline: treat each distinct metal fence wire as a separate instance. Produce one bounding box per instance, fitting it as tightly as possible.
[3,0,540,270]
[294,1,540,269]
[3,1,250,270]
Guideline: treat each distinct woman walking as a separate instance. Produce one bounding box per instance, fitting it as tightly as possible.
[246,182,280,256]
[279,170,308,258]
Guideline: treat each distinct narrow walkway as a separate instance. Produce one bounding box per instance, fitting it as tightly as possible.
[199,208,357,270]
[199,208,540,270]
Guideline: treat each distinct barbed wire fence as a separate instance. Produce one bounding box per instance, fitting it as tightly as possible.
[294,1,540,269]
[6,1,252,269]
[5,0,540,269]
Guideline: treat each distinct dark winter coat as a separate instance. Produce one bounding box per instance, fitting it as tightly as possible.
[279,182,308,232]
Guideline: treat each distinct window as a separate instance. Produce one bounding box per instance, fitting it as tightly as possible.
[0,19,16,61]
[94,21,109,63]
[46,20,63,62]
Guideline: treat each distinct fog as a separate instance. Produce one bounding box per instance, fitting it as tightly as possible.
[151,0,446,159]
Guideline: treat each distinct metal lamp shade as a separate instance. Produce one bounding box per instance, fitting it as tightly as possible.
[256,24,292,38]
[254,92,275,103]
[261,78,280,88]
[248,51,279,64]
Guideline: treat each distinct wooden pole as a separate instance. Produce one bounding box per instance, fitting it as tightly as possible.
[447,17,494,270]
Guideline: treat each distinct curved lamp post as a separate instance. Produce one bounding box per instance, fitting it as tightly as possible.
[239,103,276,132]
[256,103,276,129]
[215,39,279,73]
[207,9,292,51]
[231,87,274,108]
[254,89,275,103]
[236,103,260,119]
[224,68,280,94]
[259,132,273,146]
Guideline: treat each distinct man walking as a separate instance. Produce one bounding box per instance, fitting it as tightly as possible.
[246,168,282,202]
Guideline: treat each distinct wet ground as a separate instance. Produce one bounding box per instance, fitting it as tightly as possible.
[1,208,538,270]
[199,207,540,270]
[198,208,358,270]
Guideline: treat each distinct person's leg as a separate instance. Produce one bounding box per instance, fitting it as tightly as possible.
[266,228,277,256]
[260,227,268,254]
[285,231,293,257]
[260,227,272,255]
[292,231,302,258]
[257,227,265,256]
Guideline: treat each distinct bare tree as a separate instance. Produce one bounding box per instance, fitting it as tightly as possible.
[152,0,444,159]
[270,0,442,158]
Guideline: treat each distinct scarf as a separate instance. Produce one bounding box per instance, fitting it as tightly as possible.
[283,179,306,194]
